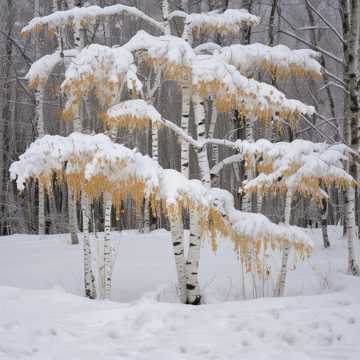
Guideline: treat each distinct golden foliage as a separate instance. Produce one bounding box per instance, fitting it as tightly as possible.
[194,80,302,126]
[99,112,153,131]
[259,59,323,81]
[144,55,192,84]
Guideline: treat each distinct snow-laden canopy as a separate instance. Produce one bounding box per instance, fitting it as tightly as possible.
[21,4,164,36]
[183,9,260,38]
[218,43,322,79]
[123,30,195,81]
[10,133,312,258]
[124,31,315,123]
[192,54,315,121]
[101,99,162,130]
[237,139,355,200]
[61,44,142,121]
[26,49,78,90]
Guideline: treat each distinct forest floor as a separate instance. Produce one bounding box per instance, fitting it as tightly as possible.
[0,226,359,359]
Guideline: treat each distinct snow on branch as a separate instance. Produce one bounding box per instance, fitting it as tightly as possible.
[61,44,142,121]
[10,133,312,258]
[103,100,211,149]
[124,31,315,124]
[21,4,165,36]
[124,31,195,81]
[101,99,163,130]
[184,9,260,37]
[239,140,355,201]
[218,43,322,80]
[26,49,78,90]
[191,55,315,123]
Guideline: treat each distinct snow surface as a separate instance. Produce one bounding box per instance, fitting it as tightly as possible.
[0,227,360,359]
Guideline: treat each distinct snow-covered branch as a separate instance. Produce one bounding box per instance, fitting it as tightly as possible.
[10,132,313,256]
[22,4,165,35]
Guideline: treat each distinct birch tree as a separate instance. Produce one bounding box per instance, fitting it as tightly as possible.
[10,132,313,303]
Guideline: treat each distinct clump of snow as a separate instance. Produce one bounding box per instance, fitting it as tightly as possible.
[218,43,322,79]
[239,139,355,199]
[191,54,315,120]
[104,99,163,129]
[61,44,141,118]
[25,49,78,89]
[185,9,260,35]
[124,30,195,80]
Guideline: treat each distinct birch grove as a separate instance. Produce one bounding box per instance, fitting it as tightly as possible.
[2,0,360,304]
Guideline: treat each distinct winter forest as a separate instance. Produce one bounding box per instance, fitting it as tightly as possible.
[1,0,360,359]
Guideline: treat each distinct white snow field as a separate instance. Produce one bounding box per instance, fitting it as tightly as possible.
[0,226,359,360]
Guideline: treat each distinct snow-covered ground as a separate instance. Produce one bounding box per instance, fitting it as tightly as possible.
[0,227,359,359]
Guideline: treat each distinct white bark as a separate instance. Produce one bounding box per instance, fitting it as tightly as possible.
[152,123,159,163]
[193,93,211,187]
[143,198,151,233]
[68,0,83,244]
[34,0,46,236]
[186,209,202,304]
[274,188,293,297]
[169,214,187,303]
[321,198,330,248]
[344,187,360,275]
[180,78,191,178]
[103,192,112,299]
[35,89,45,235]
[208,99,220,187]
[161,0,171,35]
[82,193,97,299]
[241,118,254,212]
[341,0,360,275]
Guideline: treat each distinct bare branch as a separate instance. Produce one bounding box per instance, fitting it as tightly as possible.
[318,81,348,94]
[304,0,345,44]
[278,29,344,65]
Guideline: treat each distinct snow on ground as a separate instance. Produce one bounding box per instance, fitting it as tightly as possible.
[0,226,359,359]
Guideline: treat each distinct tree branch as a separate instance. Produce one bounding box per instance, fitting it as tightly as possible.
[304,0,345,44]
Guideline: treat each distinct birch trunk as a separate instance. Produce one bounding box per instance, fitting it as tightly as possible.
[208,99,219,186]
[344,187,360,275]
[180,77,191,178]
[193,93,211,187]
[35,88,46,235]
[341,0,360,273]
[33,0,46,236]
[274,189,293,296]
[169,214,187,303]
[241,118,254,212]
[161,0,171,35]
[186,209,202,304]
[82,193,97,299]
[321,198,330,248]
[103,192,112,299]
[68,0,84,244]
[183,93,211,305]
